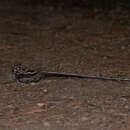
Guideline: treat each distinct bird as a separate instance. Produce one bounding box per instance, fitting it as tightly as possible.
[12,64,130,84]
[12,64,42,83]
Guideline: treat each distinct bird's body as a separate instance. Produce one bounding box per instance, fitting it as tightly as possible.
[12,64,130,84]
[12,64,42,83]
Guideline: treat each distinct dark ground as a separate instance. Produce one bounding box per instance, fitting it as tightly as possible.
[0,3,130,130]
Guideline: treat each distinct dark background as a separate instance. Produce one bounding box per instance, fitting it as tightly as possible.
[0,0,130,130]
[2,0,130,9]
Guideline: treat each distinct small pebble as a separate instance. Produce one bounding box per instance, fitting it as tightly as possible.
[43,121,51,127]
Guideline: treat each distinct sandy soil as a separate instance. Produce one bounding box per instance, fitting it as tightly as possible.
[0,3,130,130]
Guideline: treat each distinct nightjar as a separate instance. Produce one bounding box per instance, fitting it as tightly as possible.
[12,64,130,83]
[12,64,42,83]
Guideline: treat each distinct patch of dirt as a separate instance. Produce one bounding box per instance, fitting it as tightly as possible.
[0,3,130,130]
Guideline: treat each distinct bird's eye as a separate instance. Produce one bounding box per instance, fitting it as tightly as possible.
[15,67,21,71]
[16,67,20,70]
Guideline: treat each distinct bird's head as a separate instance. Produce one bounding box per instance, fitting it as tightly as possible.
[12,64,27,74]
